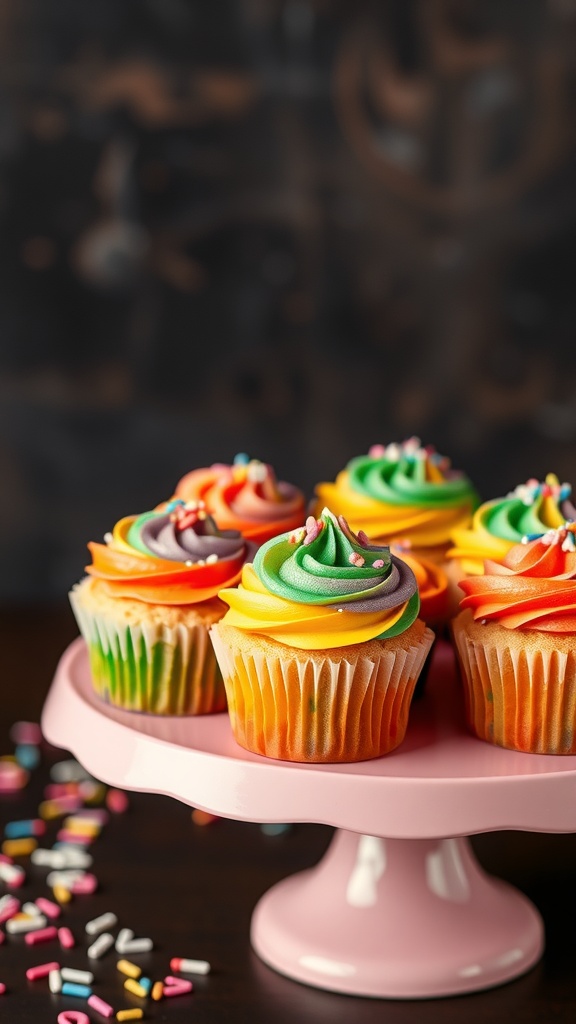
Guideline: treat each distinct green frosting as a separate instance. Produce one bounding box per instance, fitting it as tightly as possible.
[253,508,419,628]
[347,441,477,509]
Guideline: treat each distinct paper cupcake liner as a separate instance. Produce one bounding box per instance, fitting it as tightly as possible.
[210,626,433,762]
[70,591,226,715]
[452,619,576,754]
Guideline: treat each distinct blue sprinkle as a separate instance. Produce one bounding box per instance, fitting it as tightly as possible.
[166,499,185,512]
[15,744,40,770]
[4,819,37,839]
[233,452,250,465]
[260,823,292,836]
[139,977,152,994]
[61,982,92,998]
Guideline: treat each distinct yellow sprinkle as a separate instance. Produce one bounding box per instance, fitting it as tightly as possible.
[151,981,163,1001]
[2,838,37,857]
[0,755,16,762]
[117,960,142,980]
[53,885,72,904]
[124,977,147,998]
[117,1007,144,1020]
[11,912,33,922]
[82,782,106,804]
[63,818,100,837]
[39,800,62,820]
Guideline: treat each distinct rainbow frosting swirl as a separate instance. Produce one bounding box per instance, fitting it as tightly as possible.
[448,473,575,575]
[314,439,477,548]
[218,508,420,649]
[459,524,576,633]
[174,454,305,543]
[86,499,248,605]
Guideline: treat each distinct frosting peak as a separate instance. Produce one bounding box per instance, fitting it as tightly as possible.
[218,509,420,649]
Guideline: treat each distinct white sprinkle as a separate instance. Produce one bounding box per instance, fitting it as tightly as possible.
[176,958,211,975]
[53,846,93,869]
[115,927,153,954]
[0,862,25,885]
[247,461,268,483]
[32,849,66,869]
[337,608,343,613]
[48,969,62,993]
[22,902,43,917]
[196,559,205,567]
[87,932,115,960]
[521,535,529,544]
[104,532,113,544]
[50,760,91,783]
[206,553,218,564]
[185,560,193,567]
[61,967,94,985]
[6,914,48,934]
[46,869,85,889]
[85,911,118,936]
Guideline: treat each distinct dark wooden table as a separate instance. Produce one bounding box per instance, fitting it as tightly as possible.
[0,605,575,1023]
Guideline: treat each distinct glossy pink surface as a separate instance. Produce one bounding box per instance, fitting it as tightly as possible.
[42,637,576,838]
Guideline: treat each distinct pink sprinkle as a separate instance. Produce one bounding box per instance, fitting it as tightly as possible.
[106,789,129,814]
[163,975,193,996]
[303,515,321,545]
[348,552,365,567]
[357,530,371,547]
[58,927,75,950]
[50,795,84,814]
[0,982,5,995]
[0,899,20,924]
[373,559,385,569]
[10,721,42,746]
[26,960,60,980]
[35,898,61,920]
[56,830,93,845]
[0,854,14,865]
[87,993,114,1018]
[44,784,77,799]
[25,925,58,946]
[71,873,98,895]
[57,1013,90,1024]
[368,444,386,458]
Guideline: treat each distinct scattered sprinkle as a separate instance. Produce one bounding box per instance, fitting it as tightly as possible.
[348,552,365,567]
[373,559,385,568]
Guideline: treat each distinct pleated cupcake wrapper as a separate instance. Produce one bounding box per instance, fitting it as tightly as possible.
[453,623,576,754]
[70,590,226,715]
[210,626,433,763]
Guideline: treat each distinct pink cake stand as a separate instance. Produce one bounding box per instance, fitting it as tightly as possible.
[41,638,576,1000]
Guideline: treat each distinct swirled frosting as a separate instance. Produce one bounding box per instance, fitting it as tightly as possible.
[459,525,576,632]
[218,508,420,649]
[448,474,575,575]
[86,499,249,605]
[174,454,305,544]
[314,439,477,548]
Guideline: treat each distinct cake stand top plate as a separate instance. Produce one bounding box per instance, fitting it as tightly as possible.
[41,637,576,839]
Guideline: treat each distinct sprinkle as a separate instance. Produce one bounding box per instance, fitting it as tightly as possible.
[88,994,115,1019]
[35,897,61,919]
[192,809,219,826]
[348,552,365,567]
[356,530,371,547]
[185,560,193,567]
[51,846,93,869]
[163,975,193,996]
[116,1011,143,1021]
[86,911,118,936]
[2,837,37,857]
[233,452,250,465]
[26,961,60,980]
[368,444,386,458]
[10,721,41,745]
[0,896,20,923]
[247,460,268,483]
[303,515,322,546]
[0,761,28,792]
[288,528,305,544]
[4,819,45,839]
[25,925,58,946]
[0,862,25,887]
[562,533,576,552]
[47,869,86,889]
[61,981,92,998]
[39,796,83,819]
[104,532,114,544]
[206,553,218,564]
[106,790,129,814]
[170,957,211,975]
[22,901,43,917]
[53,886,72,905]
[117,960,142,980]
[49,968,62,993]
[15,744,41,770]
[57,1012,90,1024]
[0,982,5,995]
[521,535,529,544]
[71,873,98,895]
[384,443,401,461]
[116,928,153,955]
[151,981,164,1000]
[58,926,75,949]
[62,968,94,985]
[87,932,115,960]
[373,559,385,568]
[124,977,148,998]
[6,914,48,934]
[50,760,90,783]
[260,823,292,836]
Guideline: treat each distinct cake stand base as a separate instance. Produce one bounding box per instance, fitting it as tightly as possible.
[251,829,544,998]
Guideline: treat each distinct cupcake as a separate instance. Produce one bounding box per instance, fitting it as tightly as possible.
[174,453,306,545]
[448,473,574,577]
[313,438,478,564]
[70,499,250,715]
[452,524,576,754]
[210,509,434,763]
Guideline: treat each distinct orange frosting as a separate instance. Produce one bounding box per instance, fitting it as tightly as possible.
[459,526,576,632]
[390,545,448,623]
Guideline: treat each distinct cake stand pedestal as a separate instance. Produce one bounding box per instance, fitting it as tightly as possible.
[41,638,576,999]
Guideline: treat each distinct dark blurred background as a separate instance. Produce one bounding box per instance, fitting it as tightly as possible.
[0,0,575,599]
